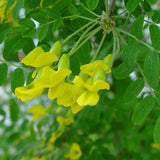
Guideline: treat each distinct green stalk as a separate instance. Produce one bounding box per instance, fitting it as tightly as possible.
[136,62,156,98]
[77,0,101,18]
[91,31,107,61]
[105,0,110,23]
[114,27,160,54]
[0,59,30,71]
[68,26,102,57]
[68,22,99,56]
[63,21,93,44]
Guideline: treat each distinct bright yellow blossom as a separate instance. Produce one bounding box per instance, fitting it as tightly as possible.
[56,114,74,126]
[73,76,110,106]
[35,66,71,88]
[151,143,160,150]
[28,104,47,121]
[80,60,111,77]
[64,143,82,160]
[15,82,44,101]
[0,0,16,23]
[21,46,58,68]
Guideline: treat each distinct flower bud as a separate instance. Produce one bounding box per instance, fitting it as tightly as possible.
[103,54,112,65]
[93,68,106,81]
[58,54,70,69]
[50,41,62,56]
[79,71,88,82]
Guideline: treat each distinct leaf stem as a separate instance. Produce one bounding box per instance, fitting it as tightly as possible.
[68,22,99,56]
[105,0,110,23]
[114,27,160,54]
[68,26,102,57]
[136,62,156,98]
[91,31,107,61]
[77,0,101,17]
[63,21,93,44]
[0,59,30,71]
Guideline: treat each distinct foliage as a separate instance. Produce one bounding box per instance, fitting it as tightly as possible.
[0,0,160,159]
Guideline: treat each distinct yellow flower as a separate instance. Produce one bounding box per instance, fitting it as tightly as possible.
[0,0,16,23]
[71,102,85,114]
[15,82,44,101]
[49,82,83,107]
[80,60,111,77]
[151,143,160,150]
[64,143,82,160]
[21,47,58,68]
[35,66,71,88]
[56,114,74,126]
[31,157,46,160]
[28,104,47,121]
[73,76,110,106]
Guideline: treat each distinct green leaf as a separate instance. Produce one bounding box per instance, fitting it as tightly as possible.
[52,18,63,32]
[132,95,155,124]
[126,0,141,12]
[19,18,35,29]
[152,10,160,24]
[87,0,99,10]
[44,8,61,19]
[41,0,71,10]
[0,108,5,116]
[154,116,160,144]
[142,0,152,12]
[22,28,36,38]
[12,0,23,20]
[9,99,19,122]
[38,25,49,42]
[123,40,139,68]
[113,63,134,79]
[130,14,144,39]
[0,63,8,85]
[27,72,34,85]
[149,25,160,50]
[131,5,142,17]
[3,35,24,61]
[23,0,41,9]
[32,10,48,24]
[147,0,157,4]
[70,42,91,75]
[144,52,159,89]
[11,68,25,93]
[124,78,144,102]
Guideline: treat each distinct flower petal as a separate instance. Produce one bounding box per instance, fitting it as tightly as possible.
[77,91,99,106]
[71,103,85,114]
[15,82,44,101]
[93,80,110,91]
[80,60,110,76]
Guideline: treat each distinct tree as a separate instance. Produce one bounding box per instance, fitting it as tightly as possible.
[0,0,160,159]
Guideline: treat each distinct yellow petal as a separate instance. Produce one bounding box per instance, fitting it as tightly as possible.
[48,83,64,99]
[28,104,47,121]
[33,52,58,67]
[80,60,110,76]
[64,143,82,160]
[71,103,85,114]
[77,91,99,106]
[21,47,44,66]
[93,80,110,91]
[21,47,58,67]
[15,82,44,101]
[56,115,74,126]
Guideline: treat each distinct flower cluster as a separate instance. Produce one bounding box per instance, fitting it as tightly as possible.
[15,41,111,114]
[0,0,16,23]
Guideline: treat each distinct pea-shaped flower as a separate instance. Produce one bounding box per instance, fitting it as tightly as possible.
[80,60,111,77]
[28,104,47,121]
[64,143,82,160]
[21,46,58,68]
[15,81,44,101]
